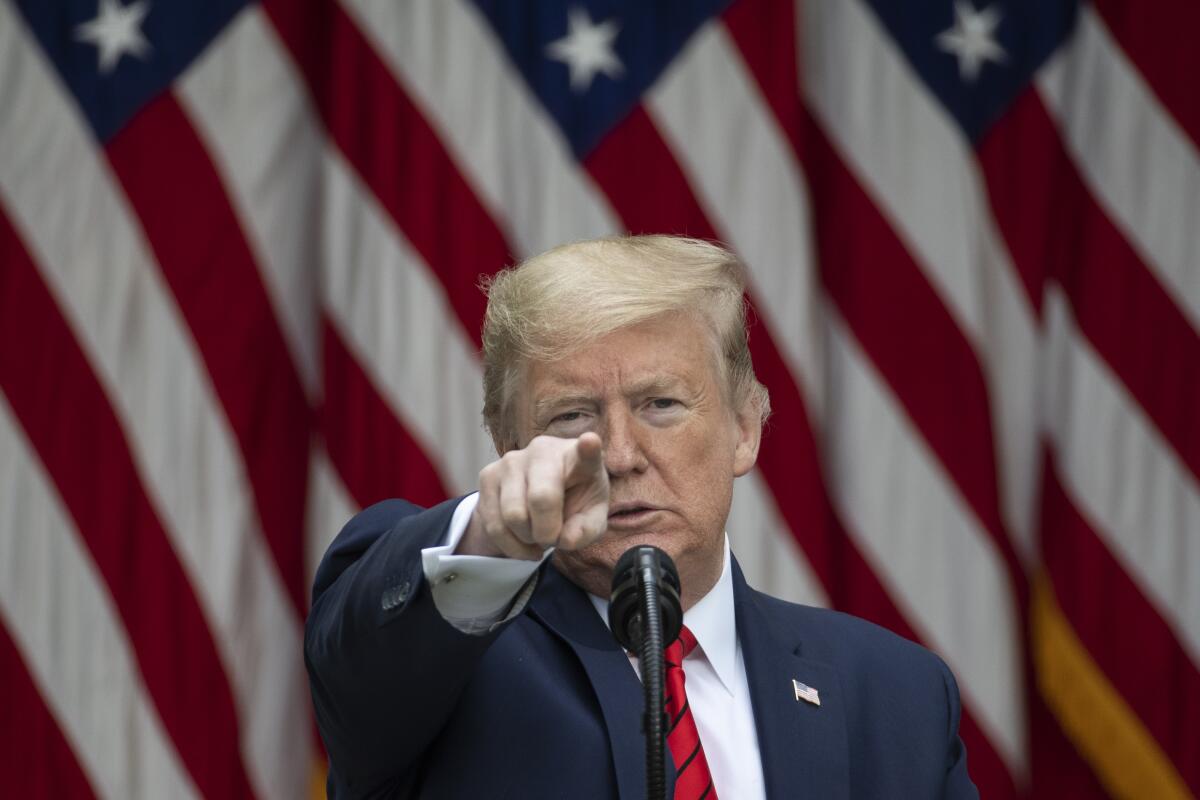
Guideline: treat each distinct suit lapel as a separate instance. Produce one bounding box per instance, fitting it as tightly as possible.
[528,565,670,799]
[733,561,850,800]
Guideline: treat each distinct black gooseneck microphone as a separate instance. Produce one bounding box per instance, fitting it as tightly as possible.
[608,545,683,800]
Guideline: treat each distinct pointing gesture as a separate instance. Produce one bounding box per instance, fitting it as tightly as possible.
[461,433,610,560]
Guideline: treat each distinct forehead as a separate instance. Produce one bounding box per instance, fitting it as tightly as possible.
[522,314,720,398]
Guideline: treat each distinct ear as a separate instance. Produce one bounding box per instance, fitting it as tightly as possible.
[731,395,763,478]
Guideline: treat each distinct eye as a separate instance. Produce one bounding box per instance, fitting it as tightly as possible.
[552,410,584,424]
[647,398,681,411]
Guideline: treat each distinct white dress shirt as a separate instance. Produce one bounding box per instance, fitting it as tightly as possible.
[422,493,767,799]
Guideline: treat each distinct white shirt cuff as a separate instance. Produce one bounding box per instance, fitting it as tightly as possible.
[421,493,549,634]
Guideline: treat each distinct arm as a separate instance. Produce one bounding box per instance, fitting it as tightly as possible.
[305,497,534,796]
[939,660,980,800]
[306,434,611,796]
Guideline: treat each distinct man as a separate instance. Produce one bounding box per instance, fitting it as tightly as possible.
[306,236,978,798]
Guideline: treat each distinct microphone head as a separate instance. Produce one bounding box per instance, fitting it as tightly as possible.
[608,545,683,652]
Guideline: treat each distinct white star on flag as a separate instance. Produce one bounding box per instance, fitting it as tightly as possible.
[74,0,152,75]
[544,6,624,93]
[935,1,1007,82]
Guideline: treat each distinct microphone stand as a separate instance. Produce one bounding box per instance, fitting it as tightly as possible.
[609,546,682,800]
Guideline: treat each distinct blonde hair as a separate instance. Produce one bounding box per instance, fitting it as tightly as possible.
[480,235,770,449]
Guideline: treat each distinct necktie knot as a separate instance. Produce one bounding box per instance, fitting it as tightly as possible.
[665,625,698,666]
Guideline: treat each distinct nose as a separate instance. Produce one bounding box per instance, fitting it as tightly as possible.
[602,406,649,477]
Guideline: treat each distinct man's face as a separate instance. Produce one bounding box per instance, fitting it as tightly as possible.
[514,313,761,605]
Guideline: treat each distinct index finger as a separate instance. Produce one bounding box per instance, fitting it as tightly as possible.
[565,432,604,484]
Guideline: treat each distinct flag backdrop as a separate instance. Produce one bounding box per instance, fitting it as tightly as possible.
[0,0,1196,797]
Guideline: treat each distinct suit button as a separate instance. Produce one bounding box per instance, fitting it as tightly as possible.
[381,582,411,611]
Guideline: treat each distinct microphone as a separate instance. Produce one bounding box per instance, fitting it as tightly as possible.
[608,545,683,652]
[608,546,683,800]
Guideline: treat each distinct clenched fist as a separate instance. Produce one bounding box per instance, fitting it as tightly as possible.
[458,433,611,560]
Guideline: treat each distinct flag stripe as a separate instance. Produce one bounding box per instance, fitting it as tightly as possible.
[104,91,312,617]
[645,20,823,411]
[728,472,829,609]
[1014,75,1200,492]
[0,8,311,794]
[803,111,1025,593]
[0,391,199,800]
[173,4,487,508]
[1040,457,1200,795]
[821,310,1024,783]
[0,205,256,799]
[1037,6,1200,335]
[0,620,98,800]
[338,0,620,256]
[320,320,450,509]
[317,144,495,495]
[1087,0,1200,165]
[306,444,359,592]
[1041,290,1200,669]
[792,0,1045,561]
[262,0,509,347]
[177,7,324,397]
[1032,574,1192,800]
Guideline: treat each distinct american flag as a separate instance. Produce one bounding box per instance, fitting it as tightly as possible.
[0,0,1195,797]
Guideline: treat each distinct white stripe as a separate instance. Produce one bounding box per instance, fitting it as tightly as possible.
[177,7,322,397]
[306,444,360,591]
[181,5,494,495]
[1043,289,1200,665]
[729,470,829,609]
[646,21,824,418]
[824,310,1026,770]
[1038,8,1200,333]
[0,9,307,798]
[321,145,496,493]
[800,0,1044,560]
[0,394,198,800]
[337,0,621,254]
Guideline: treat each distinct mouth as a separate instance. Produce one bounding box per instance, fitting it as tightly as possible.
[607,503,663,529]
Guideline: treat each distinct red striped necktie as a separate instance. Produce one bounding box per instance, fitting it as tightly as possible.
[664,626,718,800]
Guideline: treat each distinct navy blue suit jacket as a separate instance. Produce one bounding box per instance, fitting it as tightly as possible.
[305,497,979,799]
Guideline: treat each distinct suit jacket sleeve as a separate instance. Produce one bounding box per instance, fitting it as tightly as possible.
[304,497,535,797]
[940,657,980,799]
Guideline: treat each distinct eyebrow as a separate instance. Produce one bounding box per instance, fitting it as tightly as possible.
[532,393,596,419]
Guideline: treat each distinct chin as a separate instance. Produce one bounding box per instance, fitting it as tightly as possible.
[553,528,705,599]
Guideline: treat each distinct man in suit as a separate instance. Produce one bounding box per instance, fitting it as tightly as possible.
[306,236,979,798]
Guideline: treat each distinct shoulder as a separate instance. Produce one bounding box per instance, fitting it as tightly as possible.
[310,496,463,601]
[751,592,957,707]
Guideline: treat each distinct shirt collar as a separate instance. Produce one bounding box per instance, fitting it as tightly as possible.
[587,536,739,697]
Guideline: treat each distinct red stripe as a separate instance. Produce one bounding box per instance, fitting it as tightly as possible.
[105,93,312,616]
[585,105,1016,797]
[320,319,449,510]
[0,208,257,798]
[805,112,1027,597]
[1089,0,1200,152]
[979,91,1200,488]
[1040,453,1200,795]
[0,620,98,800]
[726,0,1026,604]
[263,0,512,347]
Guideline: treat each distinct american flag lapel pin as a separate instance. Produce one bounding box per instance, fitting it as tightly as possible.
[793,678,821,707]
